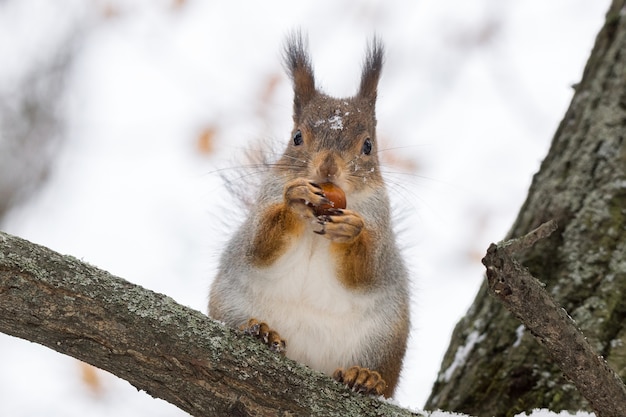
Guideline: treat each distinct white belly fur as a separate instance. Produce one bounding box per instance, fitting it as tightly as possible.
[246,232,379,375]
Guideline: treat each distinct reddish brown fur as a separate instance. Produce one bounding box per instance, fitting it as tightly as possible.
[250,203,303,267]
[330,230,375,289]
[375,312,410,396]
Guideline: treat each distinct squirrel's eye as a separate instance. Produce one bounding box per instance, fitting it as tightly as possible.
[293,130,303,146]
[361,138,373,155]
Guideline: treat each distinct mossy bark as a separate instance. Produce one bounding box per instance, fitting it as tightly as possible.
[426,1,626,416]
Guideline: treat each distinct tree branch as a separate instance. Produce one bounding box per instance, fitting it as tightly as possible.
[482,221,626,417]
[0,231,419,417]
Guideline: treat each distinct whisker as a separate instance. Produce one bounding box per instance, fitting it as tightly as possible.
[384,180,424,211]
[375,144,431,154]
[379,169,434,182]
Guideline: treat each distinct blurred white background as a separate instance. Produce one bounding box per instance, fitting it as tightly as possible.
[0,0,609,415]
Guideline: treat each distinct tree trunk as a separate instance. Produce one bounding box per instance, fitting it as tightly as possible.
[426,1,626,416]
[0,231,419,417]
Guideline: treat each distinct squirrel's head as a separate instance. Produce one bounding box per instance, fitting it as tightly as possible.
[280,33,385,197]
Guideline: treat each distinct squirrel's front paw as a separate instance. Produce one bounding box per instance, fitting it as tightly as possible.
[284,179,330,219]
[240,318,286,354]
[315,209,364,243]
[333,366,387,396]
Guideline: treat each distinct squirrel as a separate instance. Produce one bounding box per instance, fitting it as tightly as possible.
[209,33,410,398]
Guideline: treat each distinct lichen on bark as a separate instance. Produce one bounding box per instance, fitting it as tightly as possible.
[426,1,626,415]
[0,232,422,417]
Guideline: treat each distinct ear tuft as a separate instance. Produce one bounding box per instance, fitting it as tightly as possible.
[284,31,316,117]
[358,37,384,103]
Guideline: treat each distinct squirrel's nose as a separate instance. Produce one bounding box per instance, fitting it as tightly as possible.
[317,152,339,181]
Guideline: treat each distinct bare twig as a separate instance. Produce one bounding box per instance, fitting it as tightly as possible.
[482,221,626,417]
[498,219,558,254]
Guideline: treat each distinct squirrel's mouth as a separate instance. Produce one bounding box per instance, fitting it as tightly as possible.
[316,180,349,195]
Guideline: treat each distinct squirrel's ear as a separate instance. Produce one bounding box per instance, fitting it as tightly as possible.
[284,32,316,118]
[358,37,384,104]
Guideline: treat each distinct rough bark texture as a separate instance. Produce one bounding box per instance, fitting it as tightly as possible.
[0,231,420,417]
[426,1,626,416]
[482,221,626,417]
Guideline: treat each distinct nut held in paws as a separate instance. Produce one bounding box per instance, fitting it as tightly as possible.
[315,182,347,215]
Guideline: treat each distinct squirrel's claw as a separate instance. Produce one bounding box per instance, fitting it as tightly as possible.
[333,366,387,397]
[240,318,286,354]
[308,181,322,191]
[285,178,330,218]
[315,209,363,243]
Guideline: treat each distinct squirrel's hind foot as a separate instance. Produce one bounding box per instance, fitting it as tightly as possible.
[333,366,387,397]
[240,318,286,354]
